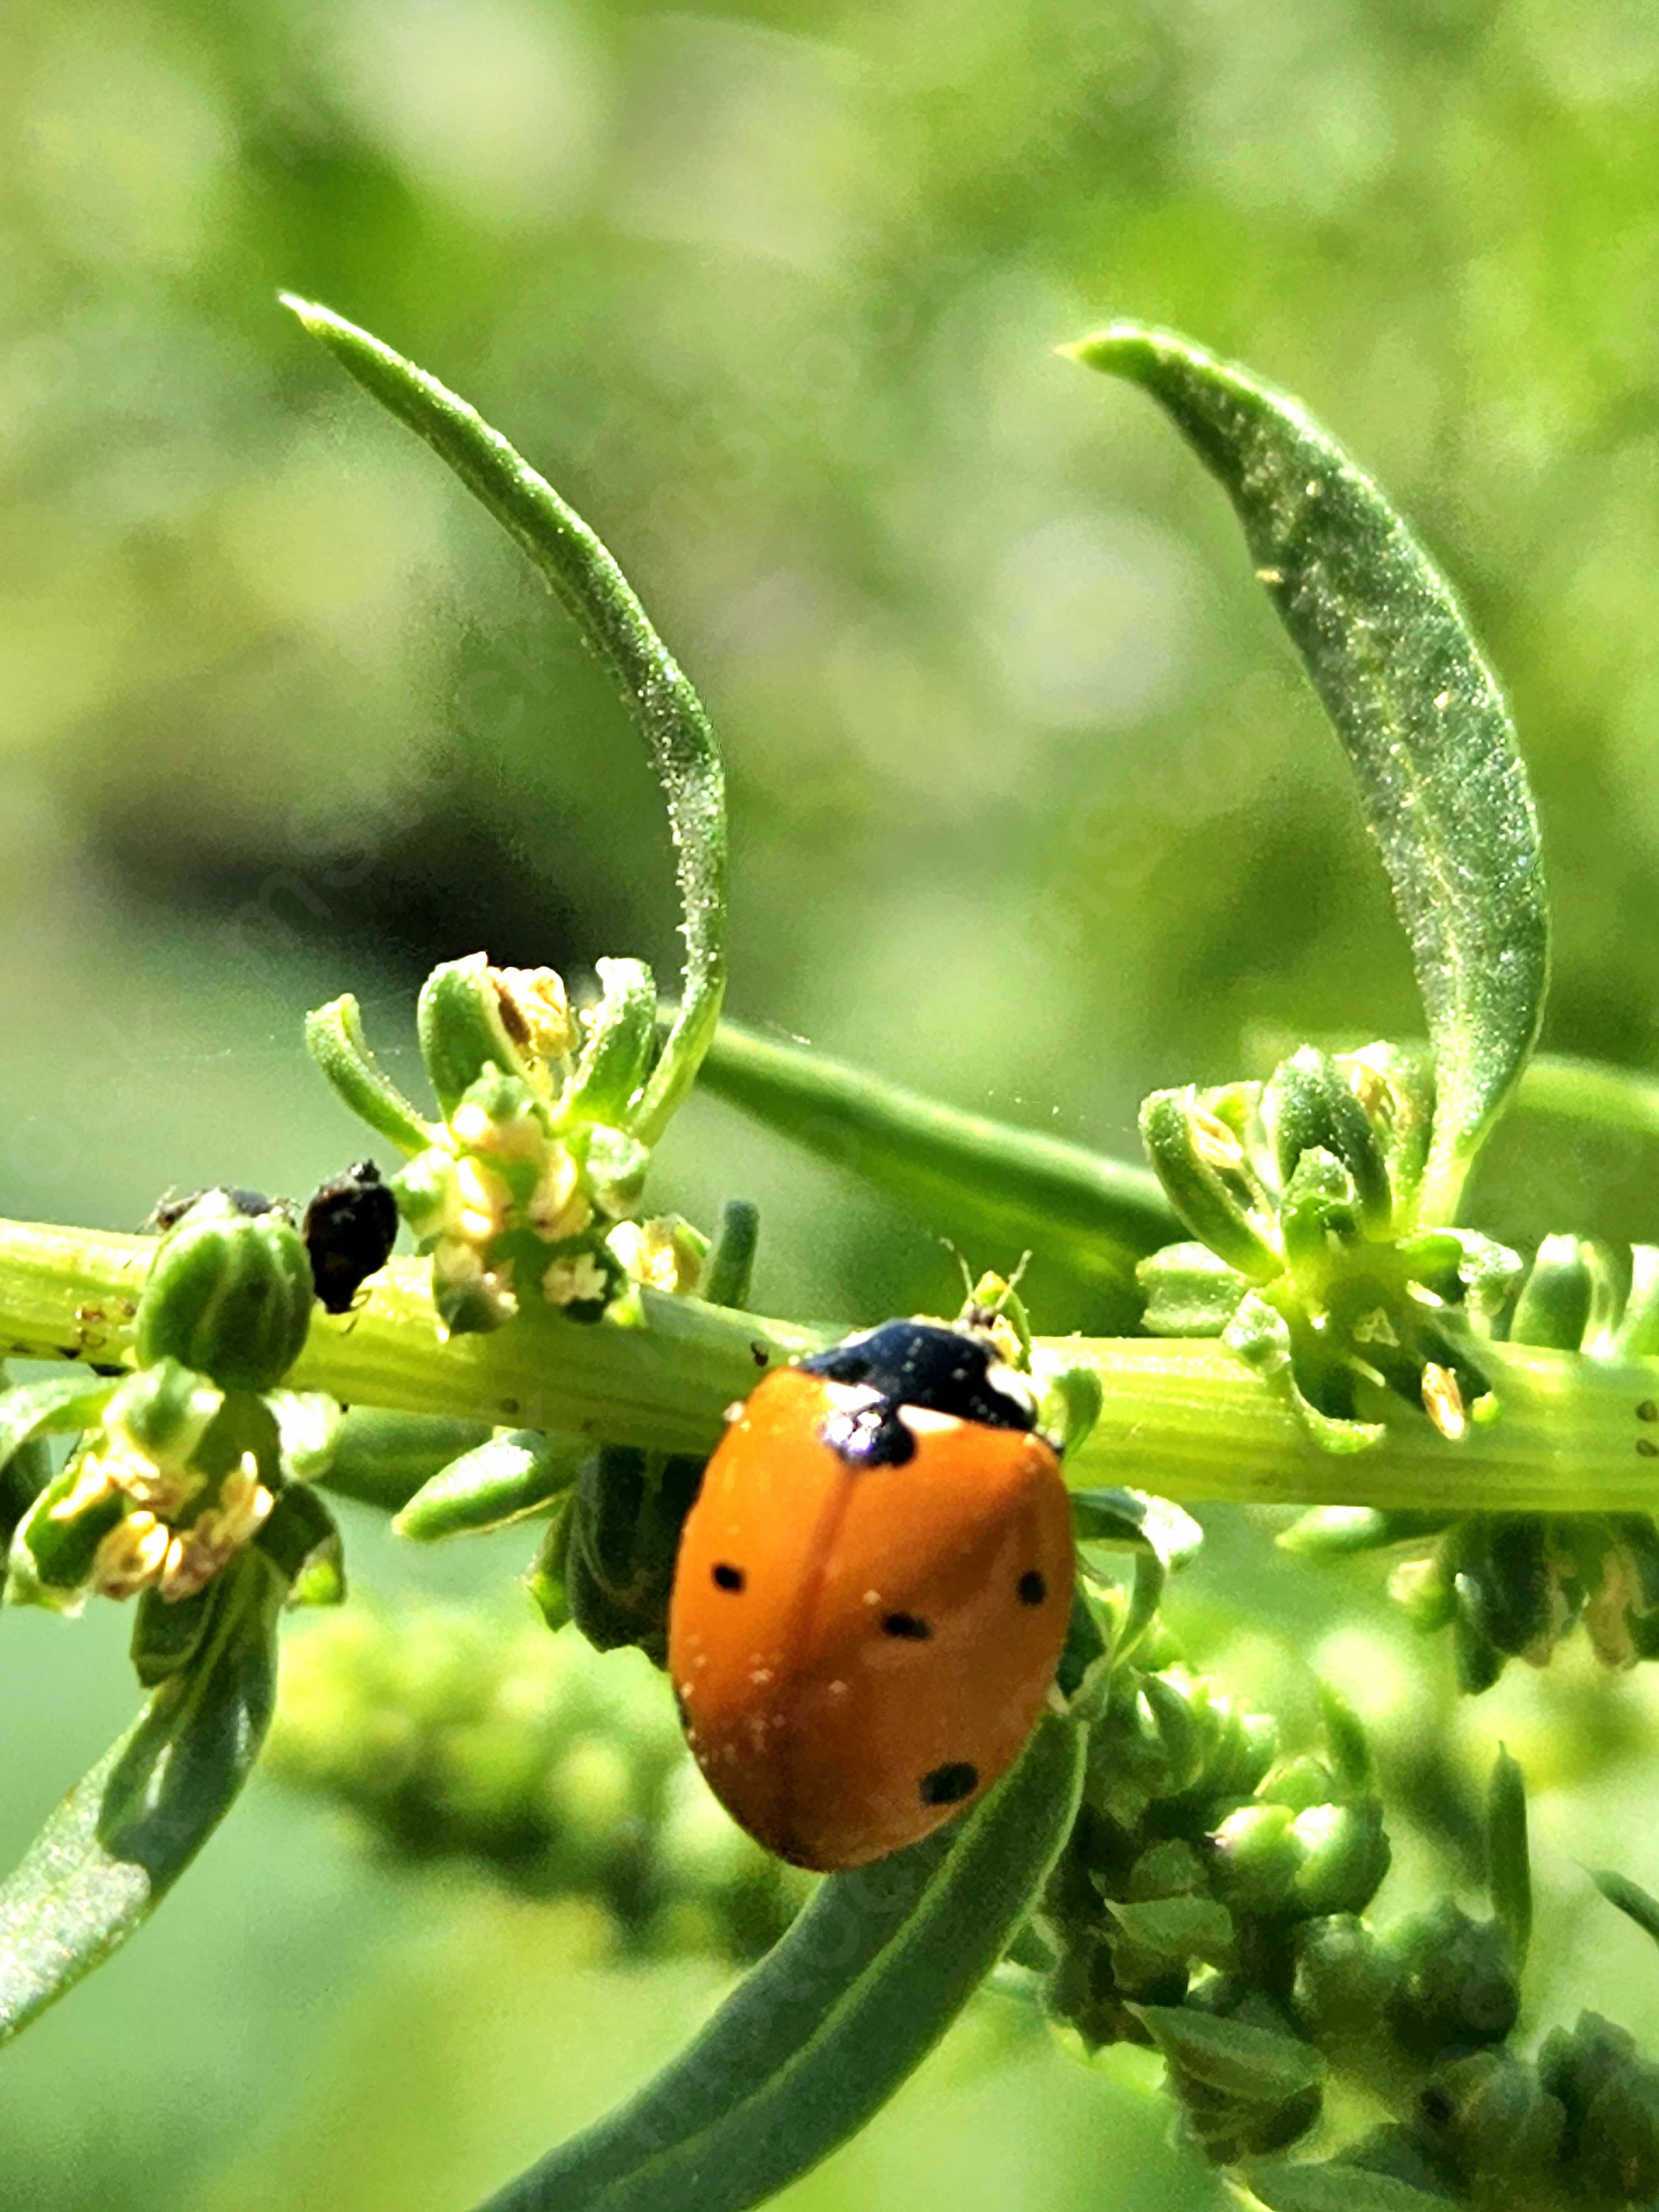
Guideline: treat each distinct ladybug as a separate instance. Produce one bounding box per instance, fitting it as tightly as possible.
[666,1313,1074,1871]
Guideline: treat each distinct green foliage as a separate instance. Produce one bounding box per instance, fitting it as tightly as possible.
[285,296,727,1150]
[1071,326,1550,1228]
[481,1712,1083,2212]
[0,1550,283,2046]
[4,280,1659,2212]
[267,1598,806,1963]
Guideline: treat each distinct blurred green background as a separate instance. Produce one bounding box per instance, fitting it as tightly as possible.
[10,0,1659,2203]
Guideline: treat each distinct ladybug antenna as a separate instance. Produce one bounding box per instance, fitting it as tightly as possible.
[937,1237,976,1305]
[999,1251,1034,1308]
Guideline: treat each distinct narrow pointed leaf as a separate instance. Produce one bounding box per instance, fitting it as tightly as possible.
[1071,326,1548,1224]
[697,1020,1178,1302]
[304,993,435,1155]
[1241,2166,1459,2212]
[1131,2004,1323,2100]
[1591,1866,1659,1952]
[314,1409,495,1514]
[1487,1745,1531,1968]
[477,1710,1084,2212]
[394,1427,587,1540]
[283,296,726,1144]
[0,1551,281,2043]
[0,1371,121,1464]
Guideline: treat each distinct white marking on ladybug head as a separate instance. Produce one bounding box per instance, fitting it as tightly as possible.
[897,1404,958,1438]
[819,1378,883,1411]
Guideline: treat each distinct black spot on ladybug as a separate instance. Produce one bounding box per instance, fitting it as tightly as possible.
[712,1562,746,1592]
[818,1400,916,1468]
[302,1160,399,1314]
[804,1320,1034,1431]
[1018,1570,1047,1605]
[919,1761,978,1807]
[881,1611,931,1640]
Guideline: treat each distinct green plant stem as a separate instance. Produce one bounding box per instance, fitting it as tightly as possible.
[1519,1052,1659,1141]
[1053,1335,1659,1512]
[9,1222,1659,1514]
[0,1227,823,1456]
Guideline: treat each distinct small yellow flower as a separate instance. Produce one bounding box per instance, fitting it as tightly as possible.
[542,1251,610,1307]
[528,1148,591,1241]
[92,1511,172,1601]
[609,1218,702,1295]
[491,964,574,1063]
[159,1457,275,1603]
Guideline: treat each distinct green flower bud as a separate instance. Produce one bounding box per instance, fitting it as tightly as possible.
[7,1448,126,1610]
[1335,1042,1433,1228]
[1536,2010,1659,2202]
[1139,1086,1282,1281]
[1508,1233,1600,1352]
[1291,1914,1398,2055]
[418,952,557,1120]
[1264,1046,1394,1235]
[1136,1242,1248,1338]
[136,1192,314,1391]
[1381,1902,1519,2061]
[1210,1798,1388,1922]
[1418,2049,1564,2191]
[565,958,658,1127]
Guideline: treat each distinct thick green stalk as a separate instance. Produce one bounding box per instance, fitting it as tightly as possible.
[1053,1335,1659,1513]
[0,1227,822,1457]
[6,1219,1659,1514]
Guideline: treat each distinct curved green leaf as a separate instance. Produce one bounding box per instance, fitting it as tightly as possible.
[304,993,435,1155]
[697,1020,1178,1306]
[478,1709,1084,2212]
[1241,2166,1458,2212]
[314,1408,496,1514]
[1486,1746,1531,1970]
[0,1369,117,1545]
[394,1427,587,1540]
[0,1550,281,2044]
[283,296,727,1145]
[1590,1865,1659,1952]
[1070,326,1548,1225]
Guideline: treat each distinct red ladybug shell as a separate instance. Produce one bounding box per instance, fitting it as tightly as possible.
[667,1319,1073,1871]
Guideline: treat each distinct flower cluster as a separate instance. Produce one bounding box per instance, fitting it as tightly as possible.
[314,952,699,1337]
[3,1191,342,1645]
[267,1595,810,1960]
[1284,1233,1659,1689]
[1138,1043,1524,1452]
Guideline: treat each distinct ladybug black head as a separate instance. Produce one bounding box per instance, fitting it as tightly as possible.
[801,1318,1036,1432]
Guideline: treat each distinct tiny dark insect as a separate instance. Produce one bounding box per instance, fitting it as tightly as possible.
[147,1185,286,1233]
[301,1160,399,1314]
